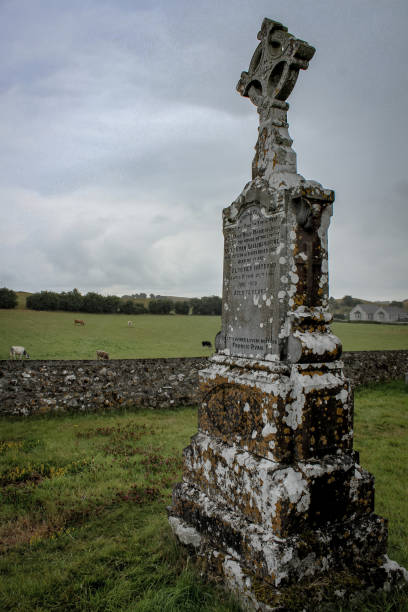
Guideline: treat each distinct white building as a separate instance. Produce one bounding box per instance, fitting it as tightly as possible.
[349,304,378,321]
[350,303,408,322]
[374,306,408,322]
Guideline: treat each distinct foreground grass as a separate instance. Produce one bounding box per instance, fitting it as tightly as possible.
[0,406,239,611]
[0,310,407,360]
[353,381,408,570]
[0,382,407,610]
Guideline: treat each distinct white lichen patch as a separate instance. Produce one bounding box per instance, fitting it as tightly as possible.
[262,422,277,437]
[168,516,201,548]
[283,393,305,430]
[293,331,339,356]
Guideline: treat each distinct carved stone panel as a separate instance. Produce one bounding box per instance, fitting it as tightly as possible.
[222,203,284,360]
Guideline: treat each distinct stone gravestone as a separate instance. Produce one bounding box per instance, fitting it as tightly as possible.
[168,18,407,610]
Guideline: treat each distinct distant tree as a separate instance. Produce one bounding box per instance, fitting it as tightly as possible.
[148,299,173,314]
[342,295,357,307]
[0,287,18,309]
[175,300,190,315]
[191,296,222,315]
[120,300,147,315]
[390,301,403,308]
[190,298,201,315]
[82,292,105,313]
[59,288,84,312]
[134,303,147,314]
[102,295,121,313]
[149,293,155,299]
[26,290,60,310]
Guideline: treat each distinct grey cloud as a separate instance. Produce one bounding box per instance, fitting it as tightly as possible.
[0,0,407,299]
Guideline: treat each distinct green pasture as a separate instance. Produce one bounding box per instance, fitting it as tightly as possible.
[0,310,407,360]
[0,381,407,611]
[331,321,408,352]
[0,310,221,360]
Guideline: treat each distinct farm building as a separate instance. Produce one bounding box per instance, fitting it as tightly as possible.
[349,304,378,321]
[374,305,408,322]
[350,303,408,322]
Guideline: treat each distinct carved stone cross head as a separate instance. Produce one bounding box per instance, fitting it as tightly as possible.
[237,18,315,109]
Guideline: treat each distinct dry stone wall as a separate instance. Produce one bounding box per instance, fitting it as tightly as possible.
[343,350,408,386]
[0,350,407,417]
[0,357,207,417]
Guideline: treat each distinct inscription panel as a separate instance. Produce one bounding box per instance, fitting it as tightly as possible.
[222,204,284,359]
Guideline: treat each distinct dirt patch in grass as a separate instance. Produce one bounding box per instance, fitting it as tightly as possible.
[0,515,55,550]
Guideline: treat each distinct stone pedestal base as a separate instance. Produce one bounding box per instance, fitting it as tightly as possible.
[169,504,408,612]
[168,356,407,609]
[169,508,406,611]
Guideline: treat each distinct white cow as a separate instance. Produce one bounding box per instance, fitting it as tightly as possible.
[127,321,134,327]
[10,346,30,359]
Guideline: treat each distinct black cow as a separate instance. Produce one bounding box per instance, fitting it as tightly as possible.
[202,340,212,347]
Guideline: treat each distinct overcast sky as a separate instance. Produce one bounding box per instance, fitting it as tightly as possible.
[0,0,407,300]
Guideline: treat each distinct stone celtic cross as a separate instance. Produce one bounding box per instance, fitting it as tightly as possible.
[169,18,408,610]
[237,18,315,107]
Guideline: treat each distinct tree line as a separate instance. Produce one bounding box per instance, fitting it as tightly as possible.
[0,287,222,315]
[0,287,18,309]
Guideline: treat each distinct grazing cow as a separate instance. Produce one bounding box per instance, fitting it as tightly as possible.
[202,340,212,347]
[10,346,30,359]
[74,319,85,326]
[96,350,109,360]
[127,321,134,327]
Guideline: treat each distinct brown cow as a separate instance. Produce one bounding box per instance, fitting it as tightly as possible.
[74,319,85,326]
[96,350,109,360]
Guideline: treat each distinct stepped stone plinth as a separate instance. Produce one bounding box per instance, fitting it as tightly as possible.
[168,18,407,610]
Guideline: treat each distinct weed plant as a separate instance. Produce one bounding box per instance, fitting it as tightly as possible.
[0,382,407,610]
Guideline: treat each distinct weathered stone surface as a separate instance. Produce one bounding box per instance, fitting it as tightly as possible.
[1,351,407,417]
[199,356,353,462]
[170,486,387,586]
[169,16,407,610]
[169,510,407,611]
[182,433,373,536]
[218,181,337,363]
[0,358,207,416]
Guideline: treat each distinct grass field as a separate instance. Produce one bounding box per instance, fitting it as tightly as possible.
[0,381,407,611]
[0,310,407,360]
[0,310,221,360]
